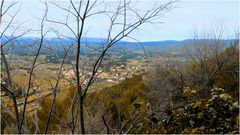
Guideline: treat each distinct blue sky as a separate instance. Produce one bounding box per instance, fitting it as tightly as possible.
[2,0,239,41]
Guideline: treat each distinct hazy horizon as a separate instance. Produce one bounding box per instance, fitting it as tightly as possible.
[2,0,239,41]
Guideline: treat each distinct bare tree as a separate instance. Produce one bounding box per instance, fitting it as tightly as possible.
[1,0,177,133]
[44,0,177,133]
[143,55,189,112]
[1,0,28,133]
[17,4,49,133]
[44,39,71,133]
[184,27,239,95]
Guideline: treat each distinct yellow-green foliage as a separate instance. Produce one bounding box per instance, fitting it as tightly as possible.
[85,75,149,130]
[36,75,149,133]
[37,87,73,133]
[1,105,16,133]
[183,87,197,99]
[213,46,239,97]
[88,75,147,108]
[160,87,239,134]
[88,82,115,91]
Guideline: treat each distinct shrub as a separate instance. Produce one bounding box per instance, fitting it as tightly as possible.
[161,87,239,134]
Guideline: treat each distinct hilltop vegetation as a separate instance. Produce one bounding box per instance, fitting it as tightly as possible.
[2,42,238,134]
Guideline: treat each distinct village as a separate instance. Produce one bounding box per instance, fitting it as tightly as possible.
[63,58,149,84]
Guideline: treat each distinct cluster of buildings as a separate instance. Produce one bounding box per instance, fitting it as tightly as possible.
[63,59,148,83]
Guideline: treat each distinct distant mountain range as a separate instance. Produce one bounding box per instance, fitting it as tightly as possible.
[1,36,185,44]
[1,36,234,56]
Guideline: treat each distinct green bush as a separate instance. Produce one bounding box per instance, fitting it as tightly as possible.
[161,87,239,134]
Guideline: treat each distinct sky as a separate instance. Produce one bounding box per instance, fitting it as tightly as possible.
[2,0,239,41]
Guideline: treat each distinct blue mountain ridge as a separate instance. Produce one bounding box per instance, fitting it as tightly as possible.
[1,36,185,45]
[1,36,234,54]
